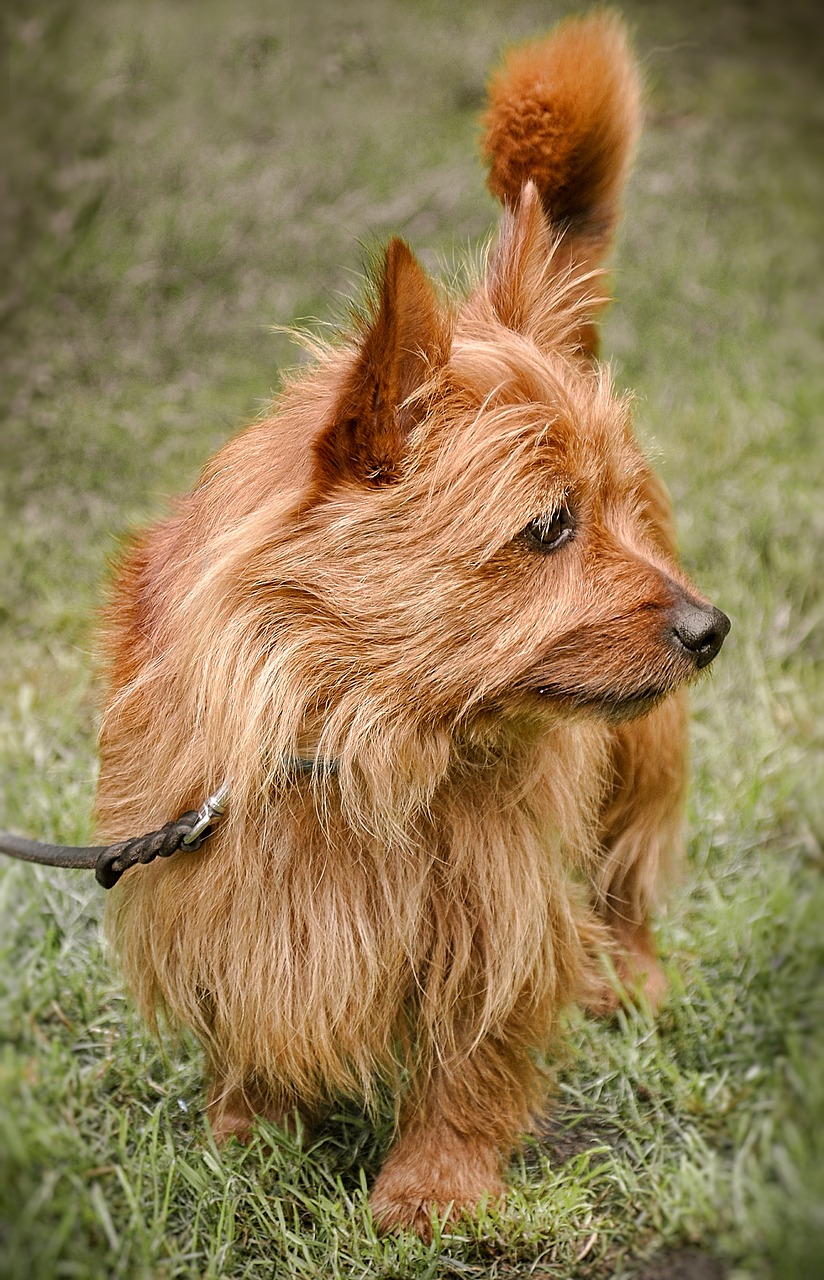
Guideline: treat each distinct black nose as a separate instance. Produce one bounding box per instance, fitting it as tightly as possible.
[670,601,730,669]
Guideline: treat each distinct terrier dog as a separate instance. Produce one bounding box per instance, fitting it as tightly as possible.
[96,13,729,1237]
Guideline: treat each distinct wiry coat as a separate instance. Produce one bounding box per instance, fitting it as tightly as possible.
[97,15,722,1236]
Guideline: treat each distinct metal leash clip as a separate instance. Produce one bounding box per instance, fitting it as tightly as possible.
[182,779,232,848]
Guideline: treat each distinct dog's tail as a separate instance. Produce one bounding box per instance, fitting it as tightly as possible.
[481,11,641,274]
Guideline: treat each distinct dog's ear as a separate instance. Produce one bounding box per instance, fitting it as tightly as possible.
[315,238,446,487]
[487,181,556,335]
[485,181,607,357]
[481,13,642,357]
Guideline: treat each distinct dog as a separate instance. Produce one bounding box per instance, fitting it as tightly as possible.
[95,13,729,1237]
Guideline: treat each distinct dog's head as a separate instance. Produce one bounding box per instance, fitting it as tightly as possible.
[270,185,728,741]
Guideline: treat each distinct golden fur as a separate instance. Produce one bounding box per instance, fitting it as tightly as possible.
[96,13,728,1237]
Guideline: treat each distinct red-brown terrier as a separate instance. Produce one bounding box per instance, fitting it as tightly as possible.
[96,13,729,1237]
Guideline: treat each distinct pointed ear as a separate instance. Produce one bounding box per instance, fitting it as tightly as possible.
[487,181,554,332]
[486,181,606,358]
[315,239,446,487]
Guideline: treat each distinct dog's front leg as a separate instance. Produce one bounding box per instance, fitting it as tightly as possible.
[370,1032,538,1239]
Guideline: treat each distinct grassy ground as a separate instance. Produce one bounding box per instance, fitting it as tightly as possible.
[1,0,822,1276]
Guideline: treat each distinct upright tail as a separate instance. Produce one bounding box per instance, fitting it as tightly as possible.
[481,12,642,275]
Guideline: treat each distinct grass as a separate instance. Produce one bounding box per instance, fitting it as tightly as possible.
[1,0,822,1276]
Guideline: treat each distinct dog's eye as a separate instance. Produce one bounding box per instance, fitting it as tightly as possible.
[522,505,575,553]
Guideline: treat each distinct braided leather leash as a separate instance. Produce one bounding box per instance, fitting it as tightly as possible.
[0,782,230,890]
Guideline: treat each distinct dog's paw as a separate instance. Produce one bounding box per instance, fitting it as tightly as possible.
[207,1080,308,1146]
[582,982,623,1020]
[370,1182,502,1242]
[584,952,669,1019]
[370,1158,503,1240]
[369,1189,445,1241]
[631,957,669,1014]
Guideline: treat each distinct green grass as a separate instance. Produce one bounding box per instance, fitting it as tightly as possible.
[1,0,822,1276]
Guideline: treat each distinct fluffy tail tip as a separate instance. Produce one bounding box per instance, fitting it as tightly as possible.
[481,11,642,233]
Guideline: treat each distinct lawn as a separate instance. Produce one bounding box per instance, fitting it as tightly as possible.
[1,1,822,1276]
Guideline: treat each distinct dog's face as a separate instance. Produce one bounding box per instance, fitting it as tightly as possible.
[409,361,726,725]
[270,186,727,737]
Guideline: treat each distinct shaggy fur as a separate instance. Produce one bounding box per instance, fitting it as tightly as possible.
[96,13,728,1238]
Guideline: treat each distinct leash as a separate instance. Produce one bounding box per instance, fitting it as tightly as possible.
[0,781,231,890]
[0,757,338,890]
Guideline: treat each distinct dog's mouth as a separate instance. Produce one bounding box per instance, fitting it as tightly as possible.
[533,682,671,722]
